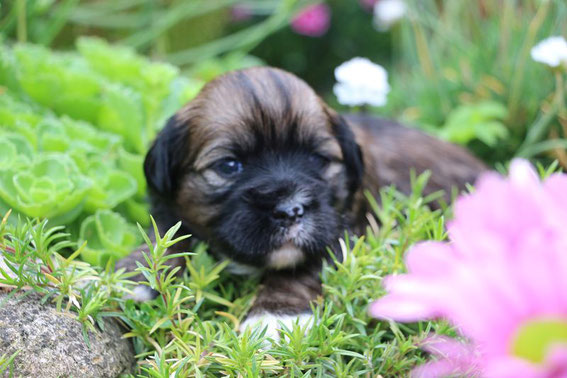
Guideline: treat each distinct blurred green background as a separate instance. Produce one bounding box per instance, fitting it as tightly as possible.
[0,0,566,264]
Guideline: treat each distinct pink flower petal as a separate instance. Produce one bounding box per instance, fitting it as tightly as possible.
[484,346,567,377]
[231,4,253,22]
[411,360,462,378]
[290,3,331,37]
[508,159,540,189]
[412,336,481,377]
[369,295,440,321]
[420,335,476,358]
[404,242,456,276]
[542,345,567,378]
[359,0,379,11]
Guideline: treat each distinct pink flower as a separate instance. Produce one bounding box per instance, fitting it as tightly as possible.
[359,0,379,11]
[413,336,481,377]
[290,3,331,37]
[370,159,567,377]
[231,4,253,22]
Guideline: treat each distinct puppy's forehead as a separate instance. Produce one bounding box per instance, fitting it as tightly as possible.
[180,67,341,167]
[202,67,328,131]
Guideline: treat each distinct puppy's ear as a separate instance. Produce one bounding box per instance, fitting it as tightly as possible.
[328,111,364,199]
[144,115,189,197]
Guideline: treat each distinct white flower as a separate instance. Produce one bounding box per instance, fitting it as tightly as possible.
[333,57,390,107]
[530,36,567,68]
[373,0,407,32]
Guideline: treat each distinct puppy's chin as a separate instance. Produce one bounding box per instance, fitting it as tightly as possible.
[266,243,305,270]
[219,242,307,273]
[266,221,311,269]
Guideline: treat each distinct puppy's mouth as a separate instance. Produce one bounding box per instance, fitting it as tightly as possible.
[266,221,312,269]
[282,222,303,242]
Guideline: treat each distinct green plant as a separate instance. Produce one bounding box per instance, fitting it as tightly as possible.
[78,210,141,265]
[0,350,19,376]
[251,0,392,93]
[0,153,91,224]
[379,0,567,164]
[435,101,509,146]
[0,211,132,340]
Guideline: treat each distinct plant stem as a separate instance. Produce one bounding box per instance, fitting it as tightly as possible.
[517,138,567,158]
[410,21,434,79]
[517,71,565,157]
[122,0,241,48]
[40,0,81,46]
[498,0,513,70]
[166,0,296,65]
[16,0,26,43]
[507,0,550,116]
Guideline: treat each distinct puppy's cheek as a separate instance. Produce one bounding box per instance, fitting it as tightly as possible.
[176,173,225,226]
[202,169,229,187]
[323,162,350,204]
[240,312,314,343]
[323,161,344,181]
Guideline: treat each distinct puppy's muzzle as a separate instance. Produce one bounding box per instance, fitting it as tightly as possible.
[242,179,314,225]
[273,202,304,222]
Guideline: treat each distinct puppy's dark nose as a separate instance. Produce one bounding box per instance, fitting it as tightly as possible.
[272,203,304,221]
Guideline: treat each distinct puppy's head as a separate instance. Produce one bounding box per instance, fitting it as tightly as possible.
[145,67,363,269]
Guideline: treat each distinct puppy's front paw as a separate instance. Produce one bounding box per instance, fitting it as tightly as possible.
[124,284,158,302]
[240,312,313,341]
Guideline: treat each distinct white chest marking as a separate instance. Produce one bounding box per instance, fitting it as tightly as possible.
[266,243,305,269]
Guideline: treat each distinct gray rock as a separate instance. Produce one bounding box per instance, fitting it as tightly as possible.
[0,291,135,377]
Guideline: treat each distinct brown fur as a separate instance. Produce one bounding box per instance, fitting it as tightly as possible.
[119,67,487,318]
[346,113,486,231]
[250,268,322,315]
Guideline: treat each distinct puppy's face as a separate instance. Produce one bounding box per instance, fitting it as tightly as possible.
[145,67,363,269]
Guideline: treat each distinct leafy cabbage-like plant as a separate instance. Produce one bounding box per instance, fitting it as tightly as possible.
[83,161,138,212]
[0,134,33,169]
[0,153,92,224]
[79,209,141,266]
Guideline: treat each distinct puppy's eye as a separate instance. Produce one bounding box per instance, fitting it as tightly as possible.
[308,153,331,166]
[213,158,243,177]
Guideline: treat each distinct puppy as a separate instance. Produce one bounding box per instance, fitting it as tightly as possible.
[117,67,486,337]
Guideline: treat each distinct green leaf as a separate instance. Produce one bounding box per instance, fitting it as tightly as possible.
[438,101,509,146]
[0,140,18,169]
[117,198,149,227]
[0,154,91,221]
[84,162,138,211]
[79,209,141,266]
[117,148,146,197]
[98,83,146,153]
